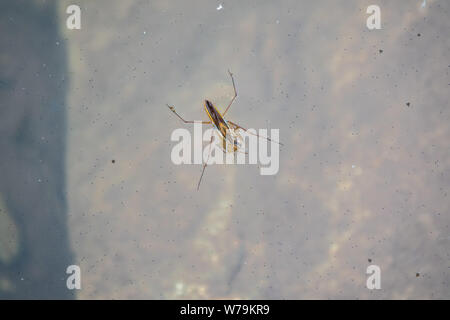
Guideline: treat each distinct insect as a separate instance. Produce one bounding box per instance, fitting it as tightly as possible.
[167,70,282,190]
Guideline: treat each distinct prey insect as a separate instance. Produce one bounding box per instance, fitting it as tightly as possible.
[166,70,283,190]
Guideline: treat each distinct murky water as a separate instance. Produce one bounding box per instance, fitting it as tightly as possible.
[0,0,449,299]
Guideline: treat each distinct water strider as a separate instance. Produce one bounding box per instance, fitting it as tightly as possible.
[167,70,282,190]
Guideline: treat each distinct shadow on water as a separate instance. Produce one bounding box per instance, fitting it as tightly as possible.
[0,0,74,299]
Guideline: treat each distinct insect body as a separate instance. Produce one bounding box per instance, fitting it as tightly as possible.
[203,99,243,153]
[167,71,282,190]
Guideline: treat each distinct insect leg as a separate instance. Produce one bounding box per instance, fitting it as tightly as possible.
[227,120,284,146]
[166,104,210,124]
[197,134,215,190]
[222,70,237,116]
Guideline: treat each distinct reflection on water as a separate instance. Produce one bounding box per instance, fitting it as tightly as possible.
[1,0,449,299]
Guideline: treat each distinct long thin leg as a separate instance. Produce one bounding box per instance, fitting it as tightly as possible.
[197,134,214,190]
[222,70,237,116]
[227,120,284,146]
[166,104,210,124]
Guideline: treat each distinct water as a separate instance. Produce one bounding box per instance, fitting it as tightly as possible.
[0,0,449,299]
